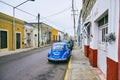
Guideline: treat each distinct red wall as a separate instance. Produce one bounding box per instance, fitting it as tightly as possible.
[107,57,118,80]
[84,45,89,57]
[89,48,97,67]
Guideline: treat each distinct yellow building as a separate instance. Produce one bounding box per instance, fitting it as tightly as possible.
[52,29,58,42]
[0,12,24,52]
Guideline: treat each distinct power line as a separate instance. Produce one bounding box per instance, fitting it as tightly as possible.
[0,0,36,17]
[0,0,13,7]
[0,0,72,24]
[42,6,72,19]
[42,18,65,28]
[0,0,73,32]
[16,8,36,17]
[42,18,73,30]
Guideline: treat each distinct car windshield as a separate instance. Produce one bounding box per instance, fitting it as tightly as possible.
[53,45,64,50]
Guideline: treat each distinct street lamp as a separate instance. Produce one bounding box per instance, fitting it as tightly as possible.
[12,0,35,50]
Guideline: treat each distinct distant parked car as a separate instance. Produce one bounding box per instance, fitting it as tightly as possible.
[62,40,73,50]
[47,42,71,62]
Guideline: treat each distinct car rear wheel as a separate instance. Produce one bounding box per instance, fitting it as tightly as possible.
[48,59,51,62]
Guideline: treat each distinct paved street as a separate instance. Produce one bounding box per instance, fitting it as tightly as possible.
[0,47,68,80]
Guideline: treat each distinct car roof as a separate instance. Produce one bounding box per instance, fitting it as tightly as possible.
[53,42,66,45]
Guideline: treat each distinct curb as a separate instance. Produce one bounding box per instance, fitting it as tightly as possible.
[0,48,35,57]
[0,45,51,57]
[64,56,72,80]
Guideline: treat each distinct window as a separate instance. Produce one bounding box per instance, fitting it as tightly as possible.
[53,45,64,50]
[98,14,108,42]
[98,14,108,26]
[0,30,7,49]
[105,15,108,24]
[102,27,108,42]
[98,14,108,51]
[98,18,104,26]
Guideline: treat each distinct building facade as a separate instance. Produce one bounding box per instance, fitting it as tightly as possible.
[31,22,55,46]
[81,0,120,80]
[40,23,53,45]
[58,30,64,42]
[32,25,38,48]
[77,10,82,48]
[52,29,58,42]
[0,12,24,52]
[24,22,34,48]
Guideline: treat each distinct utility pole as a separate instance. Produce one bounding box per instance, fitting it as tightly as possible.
[72,0,77,41]
[38,13,40,47]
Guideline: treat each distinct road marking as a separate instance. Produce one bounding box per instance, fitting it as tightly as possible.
[64,56,72,80]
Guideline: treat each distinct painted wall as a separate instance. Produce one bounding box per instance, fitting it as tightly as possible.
[108,0,119,62]
[52,29,58,42]
[88,0,109,75]
[58,31,64,41]
[0,12,24,51]
[0,19,12,51]
[82,0,119,78]
[15,23,24,49]
[87,0,109,49]
[33,27,38,47]
[24,24,34,48]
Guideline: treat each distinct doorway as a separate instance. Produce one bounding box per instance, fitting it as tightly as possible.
[16,33,21,49]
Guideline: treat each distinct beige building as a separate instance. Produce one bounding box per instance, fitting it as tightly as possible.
[24,22,34,48]
[31,22,55,46]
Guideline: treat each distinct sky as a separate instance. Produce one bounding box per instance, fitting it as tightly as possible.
[0,0,82,36]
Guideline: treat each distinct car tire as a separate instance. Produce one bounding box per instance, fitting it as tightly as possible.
[48,59,51,62]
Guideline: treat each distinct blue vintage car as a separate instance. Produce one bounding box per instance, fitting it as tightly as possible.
[47,42,71,62]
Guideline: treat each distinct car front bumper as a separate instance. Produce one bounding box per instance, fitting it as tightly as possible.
[47,57,68,61]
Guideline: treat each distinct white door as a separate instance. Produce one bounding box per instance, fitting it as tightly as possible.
[98,23,108,75]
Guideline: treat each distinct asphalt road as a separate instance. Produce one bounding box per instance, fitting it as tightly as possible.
[0,47,68,80]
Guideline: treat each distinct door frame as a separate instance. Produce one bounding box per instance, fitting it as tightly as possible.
[15,32,22,49]
[0,29,9,51]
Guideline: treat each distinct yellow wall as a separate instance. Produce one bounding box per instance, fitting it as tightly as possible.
[52,29,58,41]
[0,12,24,51]
[0,20,12,51]
[15,24,25,49]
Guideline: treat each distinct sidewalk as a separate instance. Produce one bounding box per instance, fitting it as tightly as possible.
[0,44,51,57]
[64,46,106,80]
[0,47,36,57]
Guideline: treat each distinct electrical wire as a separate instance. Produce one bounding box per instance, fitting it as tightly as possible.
[42,18,73,30]
[0,0,13,7]
[42,6,72,19]
[42,18,65,28]
[0,0,36,17]
[0,0,74,31]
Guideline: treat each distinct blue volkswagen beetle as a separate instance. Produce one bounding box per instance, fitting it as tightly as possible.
[47,42,71,62]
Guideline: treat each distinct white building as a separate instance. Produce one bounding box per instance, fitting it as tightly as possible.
[81,0,120,80]
[24,22,34,48]
[33,26,38,48]
[58,30,64,42]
